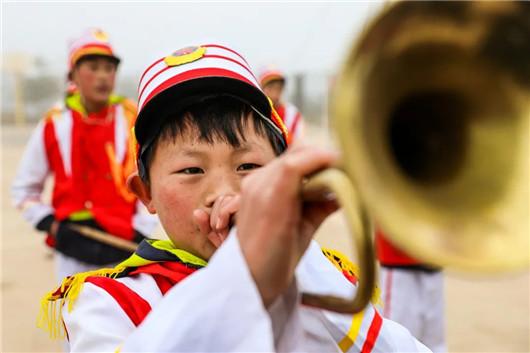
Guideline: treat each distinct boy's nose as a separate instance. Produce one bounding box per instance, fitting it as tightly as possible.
[204,177,239,209]
[96,71,110,80]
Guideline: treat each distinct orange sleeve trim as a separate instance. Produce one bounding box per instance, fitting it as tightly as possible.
[105,143,136,203]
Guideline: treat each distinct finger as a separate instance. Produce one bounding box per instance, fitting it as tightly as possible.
[280,147,339,179]
[302,199,340,231]
[218,228,230,242]
[216,195,240,231]
[51,221,60,236]
[193,209,212,235]
[207,231,223,248]
[210,195,225,231]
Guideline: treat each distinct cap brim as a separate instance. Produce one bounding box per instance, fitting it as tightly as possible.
[260,75,286,87]
[71,53,121,68]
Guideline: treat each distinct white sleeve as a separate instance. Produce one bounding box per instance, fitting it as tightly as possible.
[11,120,54,226]
[132,200,159,237]
[296,241,432,353]
[63,229,303,353]
[121,230,279,352]
[266,279,305,352]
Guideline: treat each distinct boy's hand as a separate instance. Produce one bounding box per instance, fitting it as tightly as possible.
[50,220,60,237]
[236,144,339,307]
[193,195,240,248]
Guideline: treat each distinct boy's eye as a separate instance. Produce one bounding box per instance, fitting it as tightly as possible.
[104,64,116,73]
[237,163,262,172]
[88,63,99,71]
[178,167,204,174]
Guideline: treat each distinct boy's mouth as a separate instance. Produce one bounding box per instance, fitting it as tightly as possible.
[95,85,110,94]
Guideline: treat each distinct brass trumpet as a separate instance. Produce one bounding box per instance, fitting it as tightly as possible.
[302,1,530,313]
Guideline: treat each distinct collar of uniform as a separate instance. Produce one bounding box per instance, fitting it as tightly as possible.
[65,92,123,117]
[118,239,208,270]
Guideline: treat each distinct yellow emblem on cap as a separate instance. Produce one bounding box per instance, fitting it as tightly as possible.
[164,46,206,67]
[92,29,109,42]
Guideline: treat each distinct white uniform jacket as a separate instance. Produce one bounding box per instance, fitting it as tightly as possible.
[63,230,430,353]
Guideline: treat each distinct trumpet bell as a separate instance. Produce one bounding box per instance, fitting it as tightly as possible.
[333,1,530,271]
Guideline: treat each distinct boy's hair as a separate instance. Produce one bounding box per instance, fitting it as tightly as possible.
[141,95,285,182]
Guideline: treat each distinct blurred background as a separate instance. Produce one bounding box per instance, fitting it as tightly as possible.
[2,2,381,126]
[1,2,529,352]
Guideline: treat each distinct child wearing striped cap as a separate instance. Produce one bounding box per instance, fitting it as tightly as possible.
[258,66,305,144]
[40,44,430,353]
[12,28,158,284]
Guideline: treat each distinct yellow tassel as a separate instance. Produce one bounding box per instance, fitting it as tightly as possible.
[37,266,126,339]
[322,248,382,306]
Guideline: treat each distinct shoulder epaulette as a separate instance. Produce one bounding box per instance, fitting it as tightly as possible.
[38,266,126,339]
[43,105,64,123]
[120,98,138,116]
[321,248,382,306]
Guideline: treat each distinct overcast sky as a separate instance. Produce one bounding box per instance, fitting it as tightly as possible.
[2,1,383,79]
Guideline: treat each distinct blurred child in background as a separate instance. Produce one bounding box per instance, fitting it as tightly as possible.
[259,66,305,144]
[12,28,158,283]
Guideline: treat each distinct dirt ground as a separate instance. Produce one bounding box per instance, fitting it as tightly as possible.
[1,124,529,352]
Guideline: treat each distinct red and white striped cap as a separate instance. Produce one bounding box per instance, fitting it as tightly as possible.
[68,28,120,70]
[134,44,289,152]
[258,66,286,87]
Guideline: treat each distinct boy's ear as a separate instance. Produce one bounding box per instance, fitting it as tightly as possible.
[127,172,156,214]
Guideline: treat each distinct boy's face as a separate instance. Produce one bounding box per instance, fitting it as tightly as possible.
[71,56,117,108]
[262,80,284,107]
[137,118,276,260]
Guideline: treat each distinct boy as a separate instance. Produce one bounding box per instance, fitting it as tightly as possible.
[41,44,429,352]
[12,28,158,282]
[259,66,305,143]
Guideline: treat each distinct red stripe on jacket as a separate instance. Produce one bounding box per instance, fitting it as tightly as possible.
[361,311,383,353]
[85,261,199,325]
[85,276,152,327]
